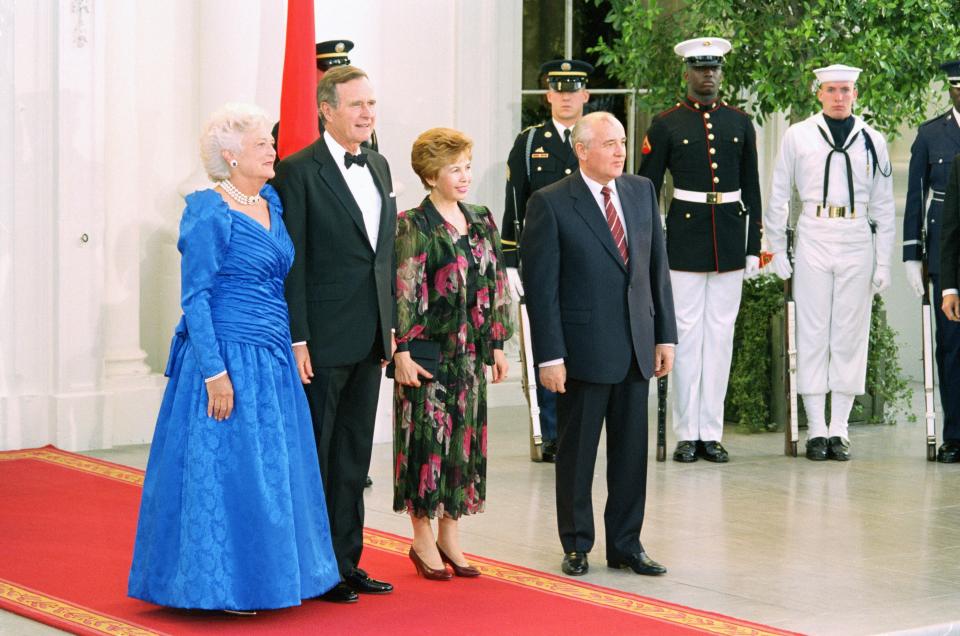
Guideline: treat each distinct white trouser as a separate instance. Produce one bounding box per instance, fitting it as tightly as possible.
[669,269,743,442]
[802,392,856,441]
[794,215,873,396]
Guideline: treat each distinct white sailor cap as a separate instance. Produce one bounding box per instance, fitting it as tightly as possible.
[813,64,861,84]
[673,37,732,67]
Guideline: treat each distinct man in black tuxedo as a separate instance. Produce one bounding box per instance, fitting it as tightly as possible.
[521,111,677,577]
[272,65,396,603]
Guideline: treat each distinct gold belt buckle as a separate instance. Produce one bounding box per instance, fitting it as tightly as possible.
[817,205,847,218]
[706,192,722,204]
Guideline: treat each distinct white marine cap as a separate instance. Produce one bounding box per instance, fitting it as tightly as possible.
[813,64,862,84]
[673,37,732,67]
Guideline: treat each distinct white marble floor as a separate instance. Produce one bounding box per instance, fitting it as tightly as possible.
[3,378,959,635]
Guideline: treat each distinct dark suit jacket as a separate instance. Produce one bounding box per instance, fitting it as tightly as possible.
[904,111,960,274]
[273,136,397,367]
[520,171,677,384]
[940,155,960,290]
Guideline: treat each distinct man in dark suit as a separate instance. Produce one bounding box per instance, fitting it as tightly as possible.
[907,59,960,463]
[521,111,677,577]
[272,65,396,603]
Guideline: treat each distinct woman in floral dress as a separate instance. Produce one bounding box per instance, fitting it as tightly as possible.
[393,128,513,580]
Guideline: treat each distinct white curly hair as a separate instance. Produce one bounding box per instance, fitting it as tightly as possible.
[199,103,273,181]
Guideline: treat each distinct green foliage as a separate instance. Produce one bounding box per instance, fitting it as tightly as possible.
[726,275,783,432]
[725,276,913,433]
[867,295,914,424]
[592,0,958,134]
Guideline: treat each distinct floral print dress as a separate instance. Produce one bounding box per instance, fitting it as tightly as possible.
[393,197,514,519]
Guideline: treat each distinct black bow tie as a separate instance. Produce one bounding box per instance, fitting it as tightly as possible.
[344,152,368,169]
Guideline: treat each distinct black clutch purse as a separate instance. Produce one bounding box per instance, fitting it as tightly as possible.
[386,340,441,380]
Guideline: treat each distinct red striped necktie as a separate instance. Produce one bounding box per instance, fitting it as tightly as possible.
[601,185,628,265]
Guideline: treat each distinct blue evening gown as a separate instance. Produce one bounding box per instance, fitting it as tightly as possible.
[128,185,339,610]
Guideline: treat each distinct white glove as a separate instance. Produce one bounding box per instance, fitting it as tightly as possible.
[904,260,925,297]
[743,255,761,280]
[872,265,891,294]
[768,251,793,280]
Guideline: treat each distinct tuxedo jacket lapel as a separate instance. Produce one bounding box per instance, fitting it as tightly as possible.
[313,138,372,247]
[569,174,627,271]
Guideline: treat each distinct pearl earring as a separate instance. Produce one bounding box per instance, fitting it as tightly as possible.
[230,159,238,167]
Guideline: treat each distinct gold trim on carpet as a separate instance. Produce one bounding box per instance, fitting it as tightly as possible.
[0,578,162,636]
[0,448,144,486]
[363,529,787,636]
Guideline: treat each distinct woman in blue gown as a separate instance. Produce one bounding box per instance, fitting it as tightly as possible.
[128,104,339,612]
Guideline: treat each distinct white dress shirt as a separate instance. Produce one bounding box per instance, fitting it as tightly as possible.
[580,172,628,233]
[324,131,382,251]
[553,119,573,145]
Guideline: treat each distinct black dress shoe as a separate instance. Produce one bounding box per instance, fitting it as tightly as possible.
[319,582,358,604]
[698,440,729,463]
[561,551,588,576]
[365,475,373,488]
[827,436,850,461]
[938,440,960,463]
[541,439,557,463]
[805,437,829,461]
[673,440,697,463]
[344,568,393,594]
[607,551,667,576]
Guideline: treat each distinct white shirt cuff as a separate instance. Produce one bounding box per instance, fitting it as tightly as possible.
[539,358,564,368]
[204,370,227,383]
[657,343,675,347]
[292,341,307,347]
[943,289,959,298]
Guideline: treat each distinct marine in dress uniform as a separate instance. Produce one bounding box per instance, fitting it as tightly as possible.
[272,40,379,157]
[930,60,960,463]
[638,37,762,464]
[503,59,593,462]
[764,64,895,462]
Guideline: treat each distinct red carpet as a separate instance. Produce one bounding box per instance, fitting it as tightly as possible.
[0,446,799,635]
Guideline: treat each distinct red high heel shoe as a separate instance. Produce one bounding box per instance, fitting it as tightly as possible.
[436,543,481,577]
[408,547,452,580]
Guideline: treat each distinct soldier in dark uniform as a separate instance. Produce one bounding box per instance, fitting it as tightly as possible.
[920,59,960,463]
[503,59,592,462]
[273,40,378,158]
[638,38,762,464]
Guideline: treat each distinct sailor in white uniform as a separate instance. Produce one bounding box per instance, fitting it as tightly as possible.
[764,64,895,461]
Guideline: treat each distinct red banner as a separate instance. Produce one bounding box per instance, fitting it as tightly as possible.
[277,0,318,159]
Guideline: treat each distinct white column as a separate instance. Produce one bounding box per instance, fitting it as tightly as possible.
[103,0,149,380]
[49,0,110,450]
[99,1,167,447]
[1,0,69,450]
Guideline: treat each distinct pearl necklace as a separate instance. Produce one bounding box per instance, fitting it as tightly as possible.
[220,179,261,206]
